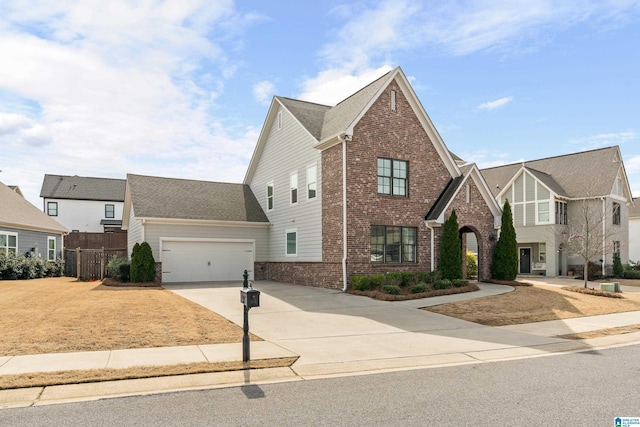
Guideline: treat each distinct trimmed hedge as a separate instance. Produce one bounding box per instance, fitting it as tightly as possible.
[350,275,371,291]
[411,283,428,293]
[433,279,452,290]
[381,284,400,295]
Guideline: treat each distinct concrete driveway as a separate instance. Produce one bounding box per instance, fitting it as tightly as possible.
[164,281,582,377]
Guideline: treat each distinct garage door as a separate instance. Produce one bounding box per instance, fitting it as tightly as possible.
[161,240,254,283]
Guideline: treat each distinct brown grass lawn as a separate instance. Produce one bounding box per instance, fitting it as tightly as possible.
[0,277,257,356]
[425,284,640,326]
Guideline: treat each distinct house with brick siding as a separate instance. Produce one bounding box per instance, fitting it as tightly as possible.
[245,67,502,289]
[480,146,633,277]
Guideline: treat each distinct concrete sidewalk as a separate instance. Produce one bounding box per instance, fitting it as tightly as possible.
[2,280,639,408]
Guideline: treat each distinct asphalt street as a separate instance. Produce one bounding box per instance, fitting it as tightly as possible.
[2,344,638,426]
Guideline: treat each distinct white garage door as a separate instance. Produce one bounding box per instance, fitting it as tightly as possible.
[161,240,254,283]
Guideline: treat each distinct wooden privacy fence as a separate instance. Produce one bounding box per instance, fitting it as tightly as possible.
[64,232,127,249]
[64,248,127,280]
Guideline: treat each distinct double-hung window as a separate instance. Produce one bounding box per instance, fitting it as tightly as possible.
[105,204,115,218]
[48,236,56,261]
[377,158,408,196]
[290,172,298,205]
[370,226,416,263]
[307,164,317,200]
[266,182,274,211]
[613,202,621,225]
[555,201,567,225]
[47,201,58,216]
[286,229,297,256]
[0,233,17,256]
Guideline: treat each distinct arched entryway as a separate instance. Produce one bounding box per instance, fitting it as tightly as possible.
[460,225,482,280]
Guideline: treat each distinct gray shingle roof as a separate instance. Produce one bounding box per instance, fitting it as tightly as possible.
[277,68,396,142]
[0,181,68,233]
[481,147,623,199]
[40,175,125,202]
[127,174,269,223]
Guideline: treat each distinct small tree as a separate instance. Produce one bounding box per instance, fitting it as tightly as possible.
[562,198,621,288]
[130,242,156,283]
[440,210,462,280]
[466,251,478,278]
[612,255,623,278]
[492,199,518,280]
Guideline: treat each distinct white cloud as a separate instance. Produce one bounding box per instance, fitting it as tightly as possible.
[625,155,640,174]
[299,65,394,106]
[253,81,276,105]
[477,96,513,110]
[458,149,518,169]
[570,131,637,149]
[0,0,260,205]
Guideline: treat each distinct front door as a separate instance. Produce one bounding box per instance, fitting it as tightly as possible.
[520,248,531,274]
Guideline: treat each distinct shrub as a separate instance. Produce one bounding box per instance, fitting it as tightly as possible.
[386,272,403,287]
[452,279,468,288]
[624,270,640,279]
[130,242,156,282]
[381,284,400,295]
[612,255,624,278]
[440,210,462,280]
[416,271,429,284]
[433,279,452,290]
[46,259,65,277]
[107,257,131,282]
[401,272,416,287]
[350,275,371,291]
[0,253,58,280]
[370,273,387,288]
[411,283,428,293]
[492,199,518,280]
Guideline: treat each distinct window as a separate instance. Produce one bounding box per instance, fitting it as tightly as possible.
[613,202,621,225]
[539,243,546,263]
[307,164,317,200]
[48,236,56,261]
[47,201,58,216]
[377,158,408,196]
[370,225,416,263]
[613,241,621,258]
[286,230,297,256]
[390,90,397,112]
[537,201,550,223]
[0,233,18,256]
[266,182,274,211]
[555,201,567,225]
[290,172,298,205]
[105,204,115,218]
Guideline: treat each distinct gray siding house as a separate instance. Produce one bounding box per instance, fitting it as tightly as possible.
[1,181,68,260]
[481,146,633,277]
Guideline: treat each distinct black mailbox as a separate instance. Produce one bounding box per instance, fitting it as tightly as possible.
[240,287,260,308]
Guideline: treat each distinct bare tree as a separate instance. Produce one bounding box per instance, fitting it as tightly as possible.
[561,197,620,288]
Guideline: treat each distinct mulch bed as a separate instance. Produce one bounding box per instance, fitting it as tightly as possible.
[348,283,479,301]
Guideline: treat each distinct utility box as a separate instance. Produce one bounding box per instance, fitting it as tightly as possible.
[599,282,621,293]
[241,287,260,308]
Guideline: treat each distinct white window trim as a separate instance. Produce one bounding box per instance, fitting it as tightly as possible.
[47,236,56,261]
[290,171,298,206]
[0,231,18,256]
[536,200,552,225]
[266,182,274,212]
[306,163,318,201]
[285,229,297,257]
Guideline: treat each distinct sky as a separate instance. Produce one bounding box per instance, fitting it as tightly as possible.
[1,0,639,208]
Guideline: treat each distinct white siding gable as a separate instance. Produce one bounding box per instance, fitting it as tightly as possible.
[248,105,322,262]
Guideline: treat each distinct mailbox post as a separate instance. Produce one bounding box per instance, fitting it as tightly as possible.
[240,270,260,362]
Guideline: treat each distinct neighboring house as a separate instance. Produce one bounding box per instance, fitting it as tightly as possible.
[629,197,640,263]
[122,174,270,282]
[481,146,633,277]
[40,175,126,233]
[0,181,68,260]
[244,66,501,288]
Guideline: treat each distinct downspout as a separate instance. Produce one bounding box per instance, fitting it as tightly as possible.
[602,197,606,277]
[341,135,350,291]
[424,221,435,272]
